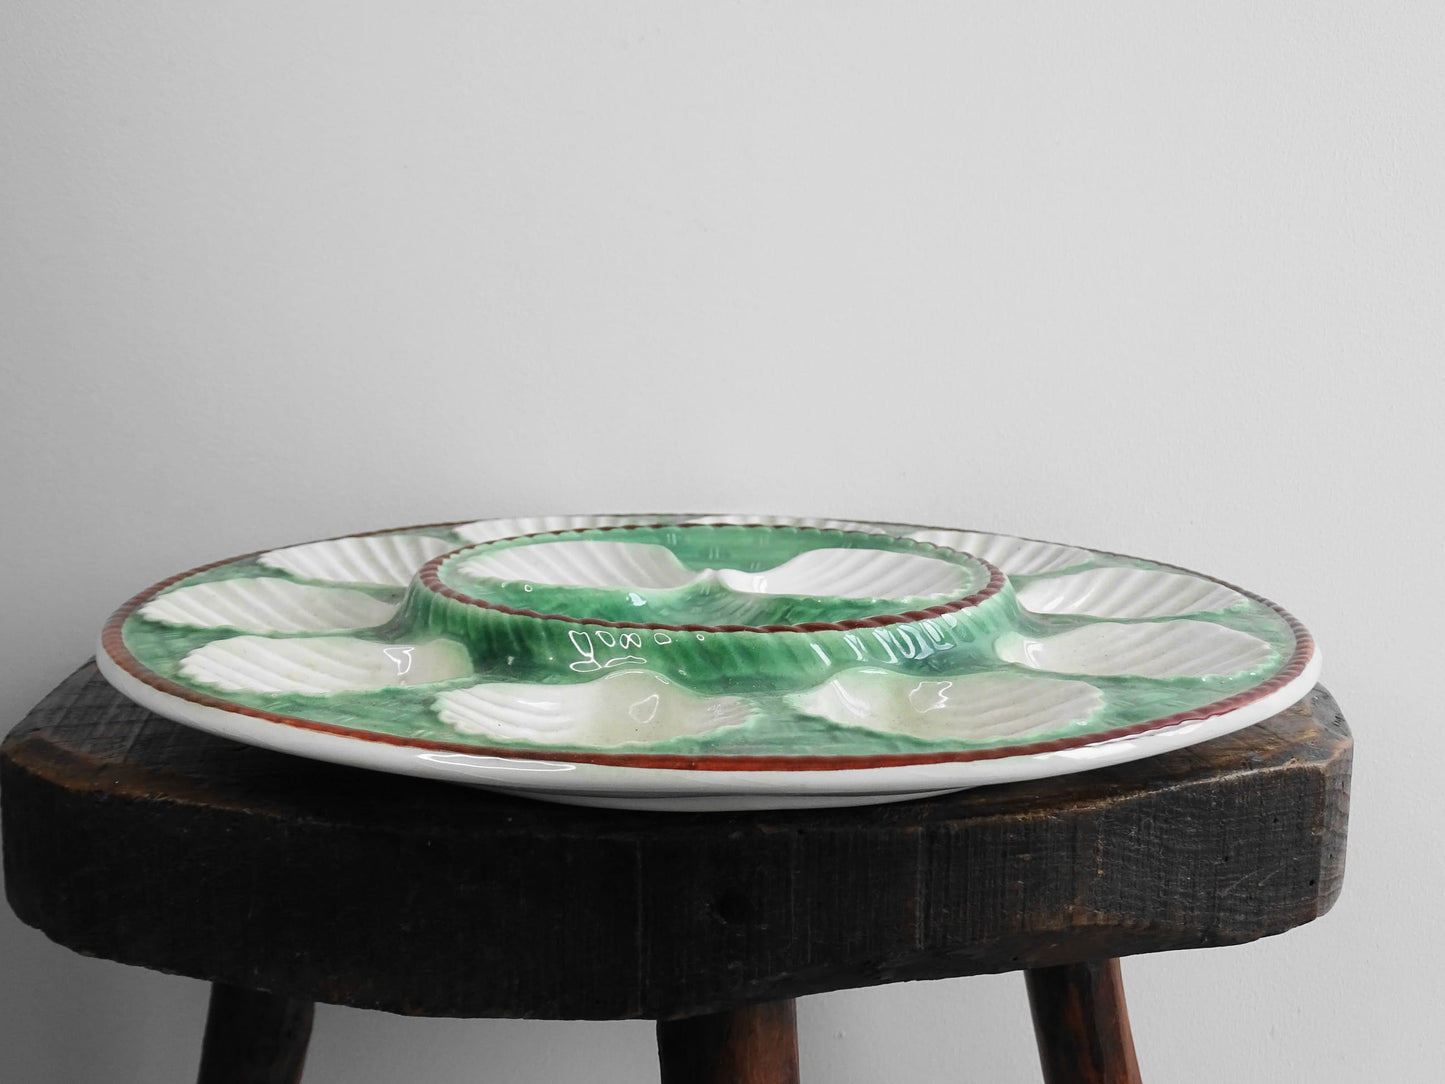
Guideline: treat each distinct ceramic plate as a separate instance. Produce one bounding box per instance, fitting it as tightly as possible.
[97,515,1319,810]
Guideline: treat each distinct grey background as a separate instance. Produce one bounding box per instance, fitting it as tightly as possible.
[3,4,1440,1080]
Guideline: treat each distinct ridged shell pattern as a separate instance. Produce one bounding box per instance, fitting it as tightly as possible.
[178,635,473,695]
[1016,566,1245,619]
[114,514,1305,764]
[459,541,699,590]
[140,578,397,633]
[997,621,1276,679]
[434,670,752,746]
[459,540,970,600]
[259,534,455,588]
[722,548,968,599]
[682,518,1091,576]
[791,669,1104,740]
[454,515,653,544]
[903,529,1091,576]
[459,515,1089,576]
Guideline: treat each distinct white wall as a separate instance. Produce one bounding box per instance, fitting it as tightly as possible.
[2,3,1440,1080]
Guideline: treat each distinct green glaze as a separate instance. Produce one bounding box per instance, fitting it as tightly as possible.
[117,522,1303,757]
[408,525,1009,692]
[397,586,1020,694]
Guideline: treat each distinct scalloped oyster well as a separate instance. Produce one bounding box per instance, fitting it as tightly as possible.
[791,668,1104,740]
[434,670,752,747]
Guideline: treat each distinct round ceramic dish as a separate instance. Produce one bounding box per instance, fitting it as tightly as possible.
[97,514,1320,811]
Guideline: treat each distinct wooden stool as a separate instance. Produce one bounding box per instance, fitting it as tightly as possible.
[1,663,1351,1083]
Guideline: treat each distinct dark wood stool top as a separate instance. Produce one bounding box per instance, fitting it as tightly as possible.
[2,663,1350,1081]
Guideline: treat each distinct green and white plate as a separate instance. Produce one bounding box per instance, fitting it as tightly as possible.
[97,514,1319,810]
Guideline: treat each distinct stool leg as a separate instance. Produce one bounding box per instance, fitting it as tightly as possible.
[196,982,315,1084]
[1024,959,1142,1084]
[656,999,800,1084]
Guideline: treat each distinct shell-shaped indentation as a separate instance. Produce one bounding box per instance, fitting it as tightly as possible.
[179,636,472,694]
[140,578,398,633]
[1016,567,1245,619]
[258,534,455,587]
[459,541,696,590]
[457,540,972,601]
[434,670,752,747]
[904,530,1089,576]
[791,669,1104,740]
[717,548,971,600]
[454,515,649,544]
[997,621,1276,678]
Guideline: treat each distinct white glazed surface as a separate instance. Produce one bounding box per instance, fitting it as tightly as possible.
[1015,566,1246,618]
[458,539,971,599]
[435,670,753,746]
[139,578,398,633]
[259,533,456,587]
[789,669,1105,740]
[99,513,1319,810]
[460,540,698,590]
[178,635,473,695]
[902,529,1092,576]
[996,621,1277,679]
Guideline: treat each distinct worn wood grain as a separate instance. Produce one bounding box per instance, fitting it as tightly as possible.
[1026,960,1141,1084]
[2,662,1351,1020]
[195,983,313,1084]
[656,1001,799,1084]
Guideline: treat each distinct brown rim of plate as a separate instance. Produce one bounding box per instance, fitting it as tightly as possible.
[420,523,1007,633]
[98,518,1317,774]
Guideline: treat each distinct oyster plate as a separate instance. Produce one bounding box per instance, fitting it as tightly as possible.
[98,515,1319,811]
